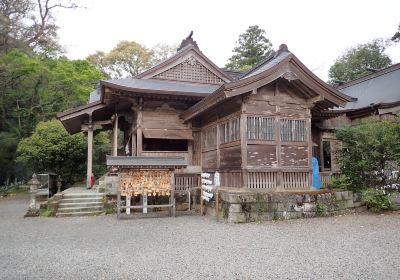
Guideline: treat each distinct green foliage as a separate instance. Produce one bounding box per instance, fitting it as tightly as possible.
[0,0,77,54]
[316,203,328,217]
[16,120,87,186]
[329,175,351,191]
[225,25,274,72]
[87,41,177,79]
[328,39,392,83]
[363,188,392,212]
[40,208,54,217]
[336,120,400,190]
[0,49,104,184]
[392,24,400,43]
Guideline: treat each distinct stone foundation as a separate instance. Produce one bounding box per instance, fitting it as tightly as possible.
[219,190,363,223]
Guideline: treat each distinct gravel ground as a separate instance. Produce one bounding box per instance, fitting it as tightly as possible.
[0,197,399,280]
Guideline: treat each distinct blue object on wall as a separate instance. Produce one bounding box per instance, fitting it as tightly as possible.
[312,157,322,189]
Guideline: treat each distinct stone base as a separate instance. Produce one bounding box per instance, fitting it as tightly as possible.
[218,190,364,223]
[24,209,40,217]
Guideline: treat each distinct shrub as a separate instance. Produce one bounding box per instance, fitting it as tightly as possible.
[316,203,328,216]
[329,175,351,191]
[336,120,400,191]
[363,188,392,212]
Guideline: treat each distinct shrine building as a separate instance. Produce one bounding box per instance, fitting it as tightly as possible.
[57,33,352,193]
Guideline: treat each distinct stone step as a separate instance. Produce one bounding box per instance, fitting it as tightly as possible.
[58,202,103,209]
[61,197,103,204]
[56,210,104,217]
[57,206,104,213]
[63,193,104,199]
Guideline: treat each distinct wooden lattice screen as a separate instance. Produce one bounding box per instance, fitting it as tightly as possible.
[280,119,306,142]
[154,56,223,84]
[247,116,275,140]
[220,118,240,144]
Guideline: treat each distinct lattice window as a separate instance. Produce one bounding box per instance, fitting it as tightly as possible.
[220,118,240,144]
[154,56,223,84]
[247,116,275,140]
[202,126,217,148]
[280,119,306,142]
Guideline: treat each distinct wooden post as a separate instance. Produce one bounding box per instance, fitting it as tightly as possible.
[136,98,143,156]
[112,114,118,156]
[240,108,248,188]
[307,116,313,189]
[126,196,131,215]
[117,176,121,220]
[215,189,219,221]
[275,82,283,190]
[86,115,94,189]
[143,194,148,214]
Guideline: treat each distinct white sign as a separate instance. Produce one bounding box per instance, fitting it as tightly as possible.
[201,172,214,201]
[214,171,220,187]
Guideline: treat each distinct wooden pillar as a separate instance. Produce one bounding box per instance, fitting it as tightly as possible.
[275,82,283,190]
[307,116,313,189]
[136,98,143,156]
[86,115,94,189]
[240,105,248,188]
[112,114,118,156]
[187,121,193,165]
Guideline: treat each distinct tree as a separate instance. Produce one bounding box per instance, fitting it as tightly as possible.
[0,0,77,54]
[328,39,392,83]
[225,25,274,72]
[150,43,178,65]
[16,120,87,185]
[87,41,178,79]
[0,49,104,185]
[392,24,400,43]
[336,120,400,190]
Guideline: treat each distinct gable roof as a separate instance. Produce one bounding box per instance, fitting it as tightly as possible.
[337,63,400,110]
[135,44,232,84]
[181,44,352,121]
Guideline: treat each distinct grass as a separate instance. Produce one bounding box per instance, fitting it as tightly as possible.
[0,185,28,196]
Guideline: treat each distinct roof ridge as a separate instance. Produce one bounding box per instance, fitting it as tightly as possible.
[338,62,400,89]
[240,44,290,79]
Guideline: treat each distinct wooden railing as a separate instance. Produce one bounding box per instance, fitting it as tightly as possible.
[174,173,200,191]
[283,171,309,189]
[220,171,243,188]
[320,172,340,188]
[247,171,277,189]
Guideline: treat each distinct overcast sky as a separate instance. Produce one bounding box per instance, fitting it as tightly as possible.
[56,0,400,81]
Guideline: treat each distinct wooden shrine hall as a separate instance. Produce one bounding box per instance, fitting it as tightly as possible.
[57,33,352,196]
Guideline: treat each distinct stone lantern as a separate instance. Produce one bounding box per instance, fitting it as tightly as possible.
[56,176,62,193]
[24,173,40,217]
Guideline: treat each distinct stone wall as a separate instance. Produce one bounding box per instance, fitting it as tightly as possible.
[219,190,363,223]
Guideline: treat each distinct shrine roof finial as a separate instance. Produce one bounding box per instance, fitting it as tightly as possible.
[177,31,199,52]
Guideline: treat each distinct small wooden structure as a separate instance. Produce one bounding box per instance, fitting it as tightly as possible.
[107,156,186,218]
[58,33,353,197]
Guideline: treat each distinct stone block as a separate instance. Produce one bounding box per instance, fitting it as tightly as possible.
[228,212,247,223]
[303,194,311,203]
[229,204,243,213]
[335,191,343,201]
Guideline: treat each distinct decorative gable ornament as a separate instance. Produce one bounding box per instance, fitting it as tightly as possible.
[154,56,224,84]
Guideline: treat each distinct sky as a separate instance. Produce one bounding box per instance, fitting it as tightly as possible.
[55,0,400,81]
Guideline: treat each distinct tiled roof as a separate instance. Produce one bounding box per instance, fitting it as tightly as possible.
[106,156,187,167]
[102,78,220,95]
[337,63,400,110]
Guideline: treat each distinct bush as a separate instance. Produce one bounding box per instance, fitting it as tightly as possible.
[363,188,392,212]
[329,175,351,191]
[336,120,400,191]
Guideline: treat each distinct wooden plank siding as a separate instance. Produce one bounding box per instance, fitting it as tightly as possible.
[197,81,313,190]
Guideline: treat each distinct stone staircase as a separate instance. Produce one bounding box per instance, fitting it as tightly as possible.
[56,192,104,217]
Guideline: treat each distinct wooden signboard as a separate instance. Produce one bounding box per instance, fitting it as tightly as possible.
[117,169,175,219]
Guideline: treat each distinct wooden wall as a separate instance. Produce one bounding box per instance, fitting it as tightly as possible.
[198,81,313,189]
